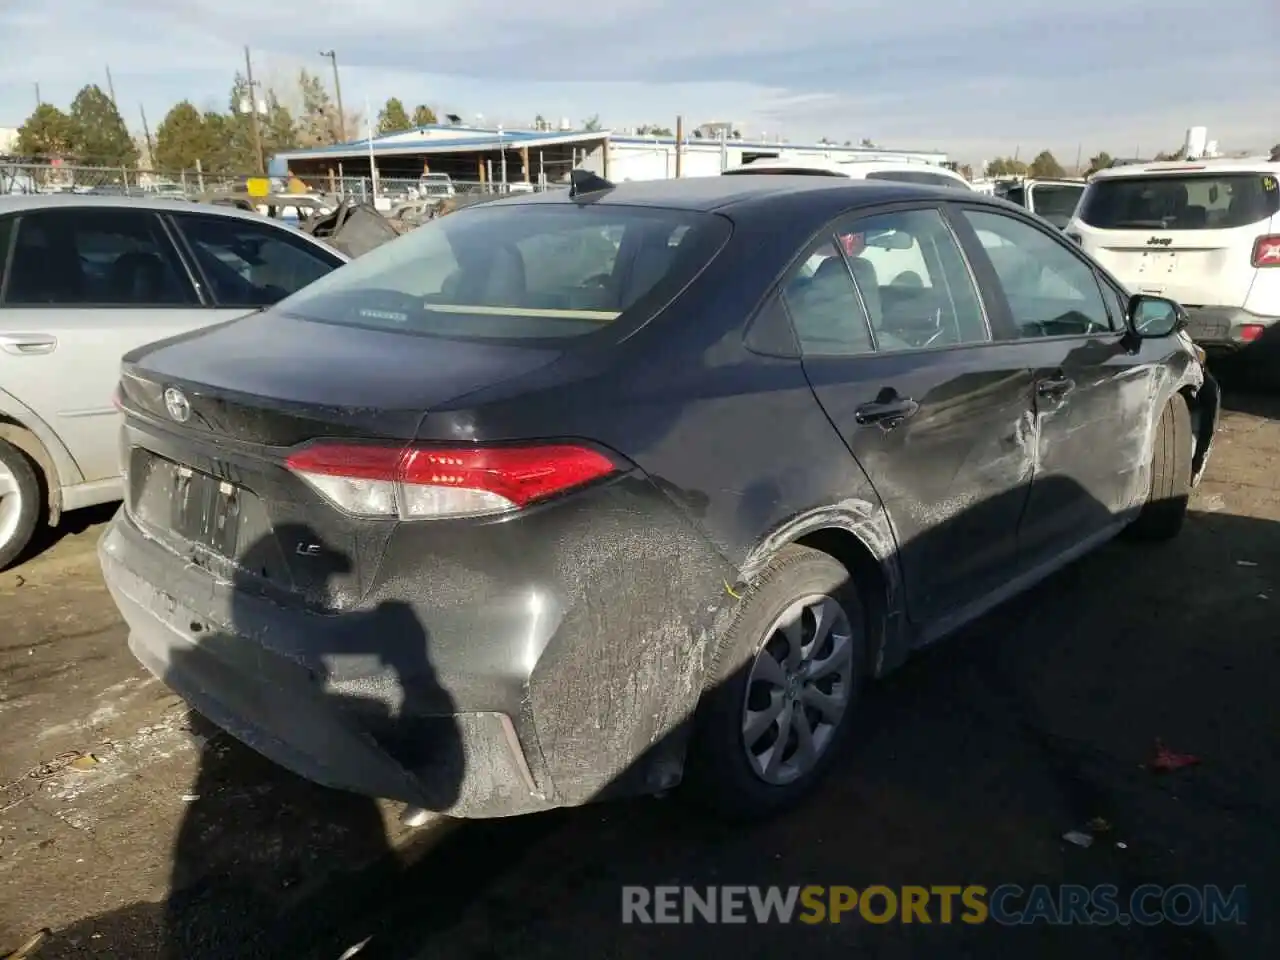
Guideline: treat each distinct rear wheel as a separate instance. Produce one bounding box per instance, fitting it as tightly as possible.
[1125,393,1193,542]
[683,546,867,821]
[0,440,41,571]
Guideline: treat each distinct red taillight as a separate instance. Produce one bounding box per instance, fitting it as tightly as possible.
[285,442,617,519]
[1251,234,1280,268]
[1238,324,1265,343]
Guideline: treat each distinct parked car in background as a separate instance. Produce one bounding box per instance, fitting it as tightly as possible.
[101,174,1217,824]
[723,156,973,190]
[416,172,456,200]
[1068,157,1280,375]
[995,177,1087,229]
[0,195,348,568]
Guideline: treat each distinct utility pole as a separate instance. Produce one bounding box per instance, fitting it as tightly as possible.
[34,82,41,108]
[674,115,684,178]
[139,103,155,170]
[319,50,345,143]
[105,65,118,108]
[243,46,266,175]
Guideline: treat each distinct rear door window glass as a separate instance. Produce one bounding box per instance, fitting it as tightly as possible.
[276,204,731,341]
[5,208,195,306]
[174,214,342,307]
[1077,173,1280,230]
[836,207,988,351]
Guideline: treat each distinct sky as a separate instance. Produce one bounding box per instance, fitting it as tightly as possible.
[1,0,1277,165]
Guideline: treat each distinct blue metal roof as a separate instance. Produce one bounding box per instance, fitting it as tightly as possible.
[274,126,608,163]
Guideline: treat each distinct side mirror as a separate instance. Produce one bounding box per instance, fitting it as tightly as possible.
[1126,294,1185,338]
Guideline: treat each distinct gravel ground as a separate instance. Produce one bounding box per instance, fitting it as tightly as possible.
[1,387,1277,960]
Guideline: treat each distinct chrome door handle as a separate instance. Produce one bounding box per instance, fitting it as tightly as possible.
[0,333,57,355]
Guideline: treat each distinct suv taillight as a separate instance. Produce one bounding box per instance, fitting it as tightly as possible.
[285,442,617,519]
[1251,235,1280,268]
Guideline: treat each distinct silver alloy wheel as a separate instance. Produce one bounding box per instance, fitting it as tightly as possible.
[0,461,22,553]
[741,593,855,786]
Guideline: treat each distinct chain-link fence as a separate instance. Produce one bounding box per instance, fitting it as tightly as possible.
[0,162,254,196]
[2,162,568,204]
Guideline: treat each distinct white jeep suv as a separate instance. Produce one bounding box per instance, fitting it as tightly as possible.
[1067,158,1280,375]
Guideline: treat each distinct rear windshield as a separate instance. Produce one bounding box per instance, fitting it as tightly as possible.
[722,167,845,177]
[865,170,971,190]
[276,203,730,340]
[1078,173,1280,230]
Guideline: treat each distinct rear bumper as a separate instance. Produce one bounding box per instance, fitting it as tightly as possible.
[99,479,735,818]
[1183,307,1280,364]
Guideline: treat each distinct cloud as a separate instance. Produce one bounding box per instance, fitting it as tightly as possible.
[2,0,1276,161]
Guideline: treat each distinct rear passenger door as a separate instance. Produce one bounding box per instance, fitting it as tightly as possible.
[0,207,205,486]
[950,205,1152,566]
[788,204,1037,627]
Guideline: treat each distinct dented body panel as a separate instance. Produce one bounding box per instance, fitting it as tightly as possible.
[100,177,1219,818]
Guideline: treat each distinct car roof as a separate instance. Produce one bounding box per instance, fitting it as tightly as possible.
[0,192,296,225]
[498,175,994,214]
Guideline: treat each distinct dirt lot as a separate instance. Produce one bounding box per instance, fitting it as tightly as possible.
[2,389,1278,960]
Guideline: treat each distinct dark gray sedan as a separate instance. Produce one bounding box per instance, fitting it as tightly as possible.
[100,173,1218,823]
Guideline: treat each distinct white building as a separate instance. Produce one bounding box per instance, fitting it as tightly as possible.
[273,123,950,188]
[592,134,949,181]
[0,127,19,155]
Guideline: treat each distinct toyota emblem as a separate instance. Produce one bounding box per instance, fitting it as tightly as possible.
[163,387,191,423]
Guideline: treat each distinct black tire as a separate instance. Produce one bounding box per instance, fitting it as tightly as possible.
[682,545,868,822]
[0,439,41,571]
[1124,393,1193,542]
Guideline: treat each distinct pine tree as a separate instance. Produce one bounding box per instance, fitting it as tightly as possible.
[68,84,138,167]
[378,98,412,135]
[16,103,77,158]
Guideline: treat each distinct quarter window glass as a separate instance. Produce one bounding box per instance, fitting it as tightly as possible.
[5,209,195,306]
[176,215,340,307]
[963,210,1113,337]
[782,239,873,355]
[836,208,988,352]
[1102,282,1129,327]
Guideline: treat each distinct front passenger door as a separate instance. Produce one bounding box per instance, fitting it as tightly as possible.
[954,207,1152,566]
[0,207,204,485]
[790,206,1037,627]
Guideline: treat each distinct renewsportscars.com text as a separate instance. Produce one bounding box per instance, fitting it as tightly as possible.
[621,884,1248,926]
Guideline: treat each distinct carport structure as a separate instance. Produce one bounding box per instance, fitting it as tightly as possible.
[271,124,612,191]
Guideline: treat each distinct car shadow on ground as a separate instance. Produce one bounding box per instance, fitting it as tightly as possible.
[1217,386,1280,420]
[11,502,119,570]
[36,526,465,960]
[31,482,1278,959]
